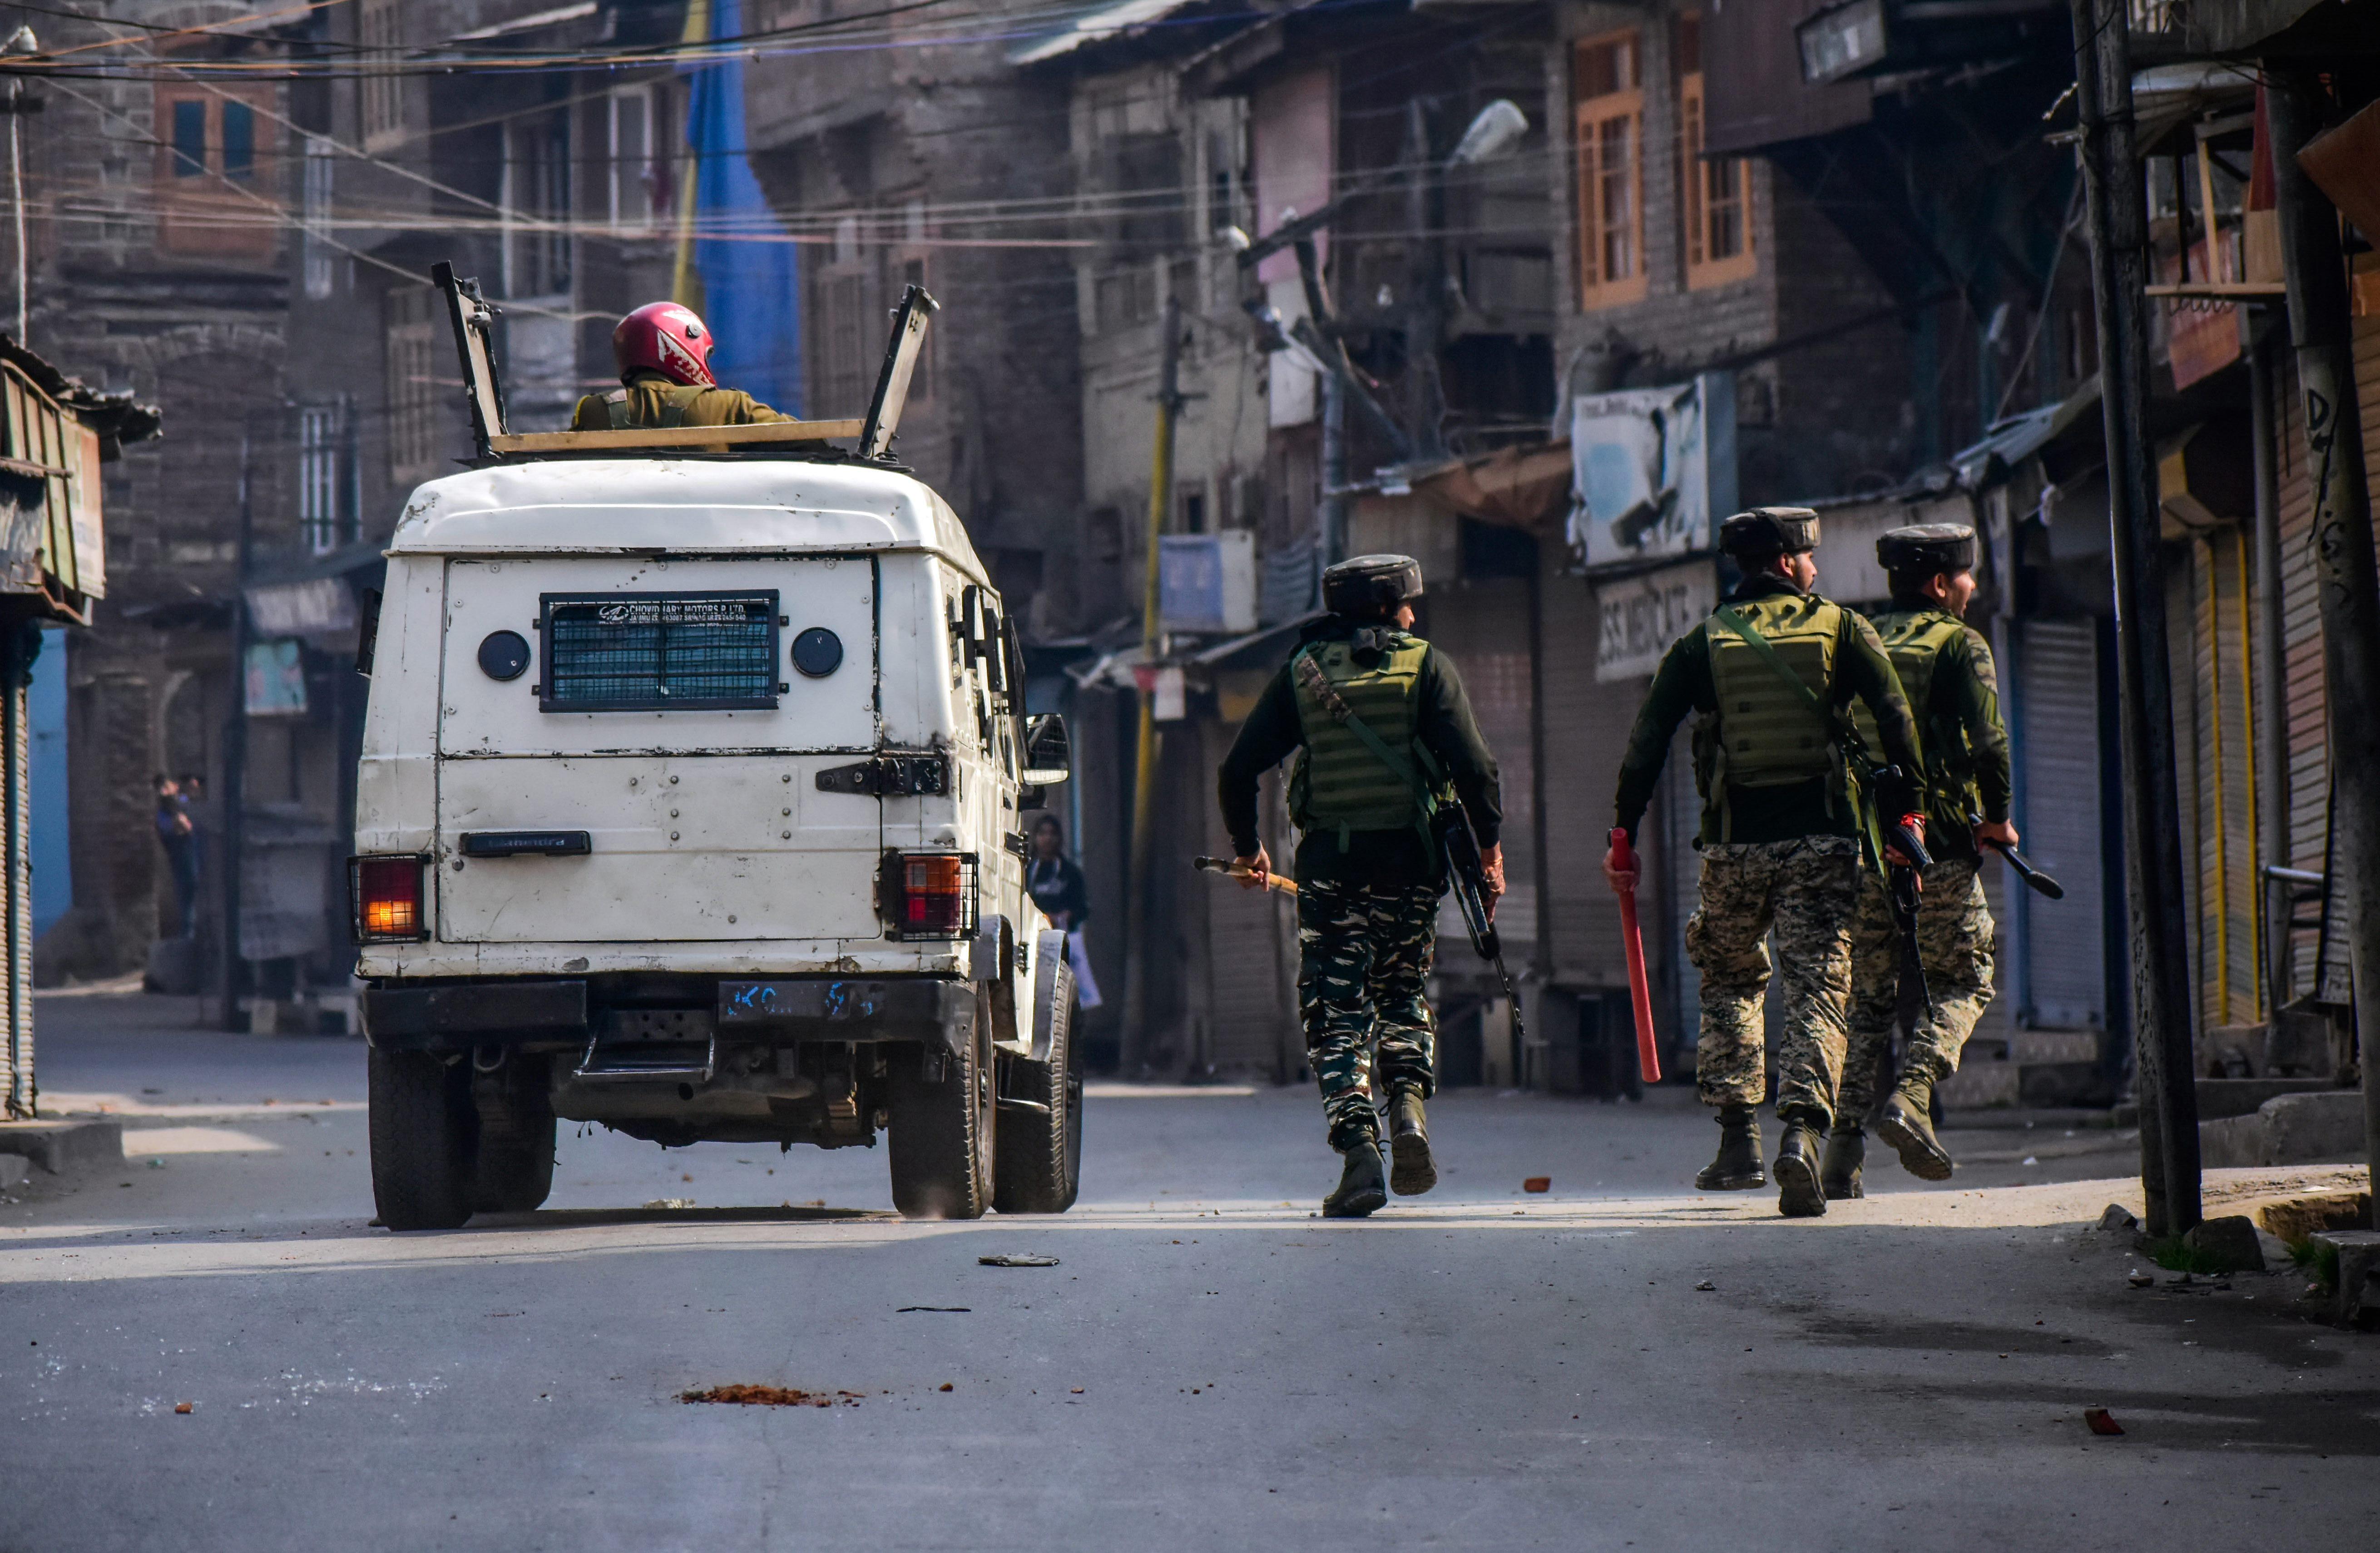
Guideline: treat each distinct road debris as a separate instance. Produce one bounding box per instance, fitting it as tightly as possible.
[897,1306,970,1313]
[680,1385,865,1408]
[2082,1407,2123,1436]
[173,1402,193,1415]
[1694,1280,1716,1291]
[2127,1271,2153,1288]
[979,1253,1060,1268]
[2098,1203,2139,1234]
[1523,1177,1551,1193]
[938,1383,954,1392]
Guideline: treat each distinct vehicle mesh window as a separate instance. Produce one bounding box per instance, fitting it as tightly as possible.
[541,592,779,712]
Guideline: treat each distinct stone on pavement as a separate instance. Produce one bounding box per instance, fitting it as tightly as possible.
[2181,1214,2265,1273]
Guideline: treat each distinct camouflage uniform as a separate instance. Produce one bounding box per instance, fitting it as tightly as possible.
[1685,835,1864,1122]
[1838,855,1995,1122]
[1295,879,1440,1151]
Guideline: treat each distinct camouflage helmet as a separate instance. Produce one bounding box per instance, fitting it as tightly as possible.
[1322,553,1425,617]
[1718,507,1821,559]
[1876,522,1977,577]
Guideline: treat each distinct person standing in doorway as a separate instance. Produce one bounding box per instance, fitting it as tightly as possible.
[1027,814,1103,1011]
[153,775,199,940]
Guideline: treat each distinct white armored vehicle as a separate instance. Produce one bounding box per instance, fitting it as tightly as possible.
[350,269,1079,1228]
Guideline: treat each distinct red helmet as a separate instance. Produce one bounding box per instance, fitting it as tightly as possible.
[612,302,716,387]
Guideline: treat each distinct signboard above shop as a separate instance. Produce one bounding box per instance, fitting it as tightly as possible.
[1568,372,1736,573]
[1595,558,1717,683]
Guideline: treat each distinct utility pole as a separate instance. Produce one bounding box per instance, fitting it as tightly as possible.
[2266,73,2380,1226]
[2068,0,2200,1235]
[4,26,38,343]
[1119,294,1184,1075]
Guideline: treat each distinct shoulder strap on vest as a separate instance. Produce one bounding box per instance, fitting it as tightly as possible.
[659,384,708,429]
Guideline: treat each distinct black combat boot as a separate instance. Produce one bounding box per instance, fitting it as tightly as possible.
[1322,1139,1389,1218]
[1875,1078,1954,1181]
[1773,1114,1827,1218]
[1820,1125,1866,1201]
[1386,1086,1438,1196]
[1694,1104,1766,1191]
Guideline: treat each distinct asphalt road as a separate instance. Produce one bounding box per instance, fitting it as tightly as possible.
[3,992,2373,1551]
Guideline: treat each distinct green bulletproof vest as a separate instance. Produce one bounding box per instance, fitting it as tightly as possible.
[603,382,710,430]
[1852,608,1979,824]
[1287,634,1434,834]
[1702,594,1851,792]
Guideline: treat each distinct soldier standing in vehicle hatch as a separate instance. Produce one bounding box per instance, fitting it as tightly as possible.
[571,302,792,430]
[1601,508,1928,1219]
[1217,555,1504,1220]
[1824,523,2015,1198]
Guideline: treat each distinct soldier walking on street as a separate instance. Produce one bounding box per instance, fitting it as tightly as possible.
[1217,555,1504,1218]
[1824,524,2015,1197]
[1602,509,1927,1218]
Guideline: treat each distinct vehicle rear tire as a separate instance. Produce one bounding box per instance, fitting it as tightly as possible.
[886,996,996,1220]
[995,987,1081,1214]
[369,1048,476,1231]
[470,1057,556,1214]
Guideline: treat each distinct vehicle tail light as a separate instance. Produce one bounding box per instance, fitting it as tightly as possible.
[886,851,977,939]
[350,855,428,943]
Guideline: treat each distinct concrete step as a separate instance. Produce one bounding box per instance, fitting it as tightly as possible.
[2196,1076,2334,1121]
[2199,1089,2368,1169]
[0,1117,124,1174]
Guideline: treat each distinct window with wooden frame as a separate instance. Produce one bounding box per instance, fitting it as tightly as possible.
[1677,14,1756,289]
[385,284,442,486]
[153,84,278,258]
[359,0,404,147]
[810,216,875,415]
[1573,31,1646,310]
[609,82,677,233]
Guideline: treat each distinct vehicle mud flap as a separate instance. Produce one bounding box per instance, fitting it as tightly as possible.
[996,935,1081,1213]
[470,1055,556,1214]
[369,1047,477,1231]
[886,990,996,1219]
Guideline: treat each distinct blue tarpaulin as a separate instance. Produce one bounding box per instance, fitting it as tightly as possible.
[680,0,802,414]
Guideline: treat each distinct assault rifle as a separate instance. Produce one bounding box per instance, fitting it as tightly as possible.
[1881,801,1935,1020]
[1432,802,1526,1044]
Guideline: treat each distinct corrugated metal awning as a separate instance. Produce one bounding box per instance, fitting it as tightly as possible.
[1009,0,1201,64]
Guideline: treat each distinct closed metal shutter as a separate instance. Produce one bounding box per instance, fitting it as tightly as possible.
[2014,618,2106,1029]
[1425,579,1537,954]
[1193,716,1300,1078]
[2277,352,2352,1004]
[1539,569,1640,988]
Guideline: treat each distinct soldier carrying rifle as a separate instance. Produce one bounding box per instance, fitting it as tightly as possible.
[1826,523,2016,1197]
[1602,509,1927,1219]
[1217,555,1504,1219]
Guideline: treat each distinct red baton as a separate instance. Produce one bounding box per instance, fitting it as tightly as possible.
[1607,827,1663,1084]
